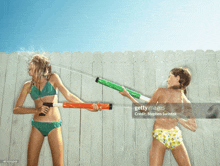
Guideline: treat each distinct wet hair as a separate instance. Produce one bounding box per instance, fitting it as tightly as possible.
[169,67,191,95]
[29,54,52,90]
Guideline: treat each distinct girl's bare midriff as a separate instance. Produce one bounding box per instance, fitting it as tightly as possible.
[32,95,61,122]
[153,88,185,130]
[154,118,178,130]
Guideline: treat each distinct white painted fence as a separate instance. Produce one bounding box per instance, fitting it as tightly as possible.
[0,50,219,166]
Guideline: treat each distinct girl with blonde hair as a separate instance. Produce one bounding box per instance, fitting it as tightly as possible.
[13,54,101,166]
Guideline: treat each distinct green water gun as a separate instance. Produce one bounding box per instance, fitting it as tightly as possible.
[95,77,150,102]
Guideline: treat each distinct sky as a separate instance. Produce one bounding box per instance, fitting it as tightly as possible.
[0,0,220,54]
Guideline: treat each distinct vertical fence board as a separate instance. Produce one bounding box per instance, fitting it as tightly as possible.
[134,51,150,166]
[192,50,206,166]
[89,51,103,166]
[80,52,96,166]
[102,51,115,166]
[9,53,30,166]
[202,50,218,166]
[0,53,18,162]
[60,52,72,166]
[112,51,125,166]
[67,52,82,166]
[214,51,220,166]
[122,51,135,166]
[0,53,8,122]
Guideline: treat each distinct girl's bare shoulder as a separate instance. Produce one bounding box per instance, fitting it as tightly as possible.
[157,88,169,95]
[159,88,183,94]
[23,80,32,87]
[23,80,32,93]
[49,73,59,81]
[49,73,60,88]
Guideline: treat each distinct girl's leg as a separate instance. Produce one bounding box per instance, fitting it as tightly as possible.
[171,143,191,166]
[48,127,64,166]
[27,126,45,166]
[149,138,167,166]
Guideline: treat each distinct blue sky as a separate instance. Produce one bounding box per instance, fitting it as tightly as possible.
[1,0,220,54]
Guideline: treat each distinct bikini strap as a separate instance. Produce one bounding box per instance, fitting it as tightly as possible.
[178,89,184,113]
[180,89,184,103]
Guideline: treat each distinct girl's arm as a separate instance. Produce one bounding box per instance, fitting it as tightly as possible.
[53,73,100,112]
[13,81,48,114]
[177,118,197,132]
[177,102,197,132]
[119,87,161,113]
[120,87,139,104]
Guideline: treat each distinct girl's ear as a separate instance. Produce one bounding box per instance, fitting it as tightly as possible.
[176,75,180,82]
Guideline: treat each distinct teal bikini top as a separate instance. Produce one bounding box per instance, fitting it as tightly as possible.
[30,81,57,100]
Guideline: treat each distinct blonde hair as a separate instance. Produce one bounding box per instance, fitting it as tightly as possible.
[29,54,52,89]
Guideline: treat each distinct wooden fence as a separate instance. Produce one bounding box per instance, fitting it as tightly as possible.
[0,50,220,166]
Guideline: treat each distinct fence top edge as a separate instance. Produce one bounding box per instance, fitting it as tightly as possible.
[1,49,220,55]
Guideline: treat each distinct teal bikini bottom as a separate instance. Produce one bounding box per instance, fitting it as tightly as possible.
[31,119,62,137]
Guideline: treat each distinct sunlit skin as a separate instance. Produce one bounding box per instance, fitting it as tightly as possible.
[119,71,196,166]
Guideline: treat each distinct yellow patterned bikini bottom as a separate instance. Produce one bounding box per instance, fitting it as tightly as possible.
[152,127,183,150]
